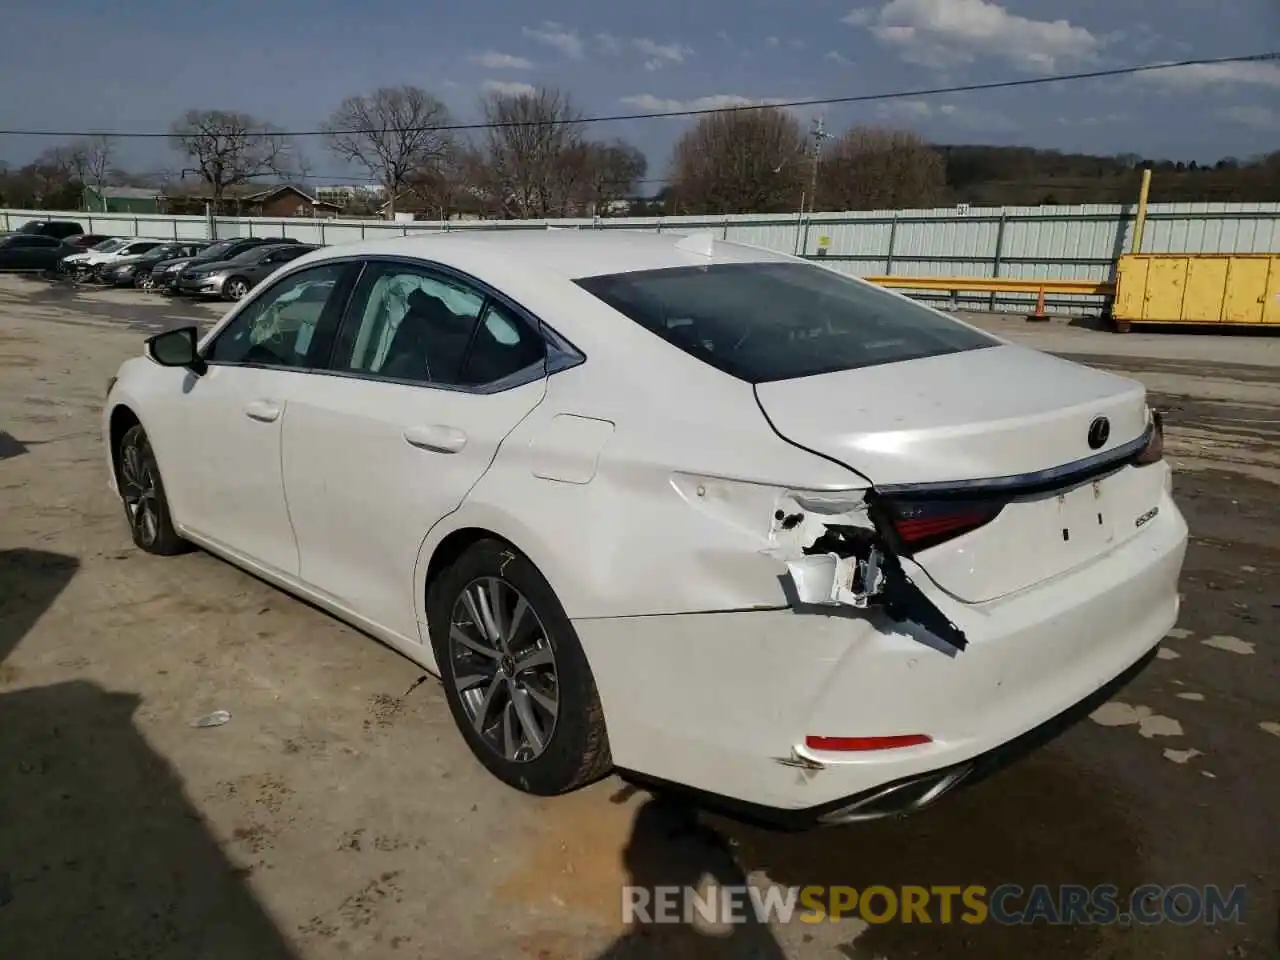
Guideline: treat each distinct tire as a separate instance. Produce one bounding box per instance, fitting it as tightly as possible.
[223,277,249,301]
[137,272,154,292]
[116,424,189,556]
[427,539,612,795]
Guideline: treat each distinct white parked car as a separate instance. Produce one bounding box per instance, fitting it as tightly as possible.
[64,237,171,274]
[103,232,1186,827]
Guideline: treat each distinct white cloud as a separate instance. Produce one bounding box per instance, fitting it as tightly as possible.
[633,37,693,71]
[595,32,624,55]
[469,50,533,70]
[842,8,874,26]
[521,21,585,59]
[481,80,537,97]
[874,98,1016,130]
[767,36,780,47]
[1218,105,1280,130]
[1058,113,1128,126]
[826,51,852,65]
[849,0,1101,73]
[1136,60,1280,91]
[789,38,805,49]
[619,93,788,113]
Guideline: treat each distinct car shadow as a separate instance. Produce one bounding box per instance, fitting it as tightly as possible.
[0,547,298,959]
[591,751,1143,959]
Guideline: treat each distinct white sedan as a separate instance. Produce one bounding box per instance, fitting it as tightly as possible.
[103,231,1186,828]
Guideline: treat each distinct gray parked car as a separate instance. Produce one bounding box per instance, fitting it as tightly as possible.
[175,243,318,301]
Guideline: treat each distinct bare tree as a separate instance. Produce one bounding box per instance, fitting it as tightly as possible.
[818,127,946,211]
[324,86,453,218]
[20,147,86,208]
[471,87,590,219]
[578,140,647,215]
[669,107,806,214]
[169,109,293,213]
[69,135,114,208]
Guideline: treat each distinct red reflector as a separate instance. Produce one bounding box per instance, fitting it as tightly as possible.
[805,734,933,752]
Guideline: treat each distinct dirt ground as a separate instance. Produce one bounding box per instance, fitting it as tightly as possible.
[1,274,1276,960]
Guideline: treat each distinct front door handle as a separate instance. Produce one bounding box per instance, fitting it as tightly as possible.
[403,425,467,454]
[244,399,283,423]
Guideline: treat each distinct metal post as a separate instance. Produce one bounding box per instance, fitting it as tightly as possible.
[806,116,828,217]
[989,212,1007,311]
[885,213,898,274]
[1132,168,1152,254]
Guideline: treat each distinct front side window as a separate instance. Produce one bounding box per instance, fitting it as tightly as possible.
[206,263,347,368]
[575,261,998,383]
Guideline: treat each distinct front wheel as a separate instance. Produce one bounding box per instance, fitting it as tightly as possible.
[137,272,154,291]
[117,424,189,556]
[223,277,249,301]
[427,539,612,795]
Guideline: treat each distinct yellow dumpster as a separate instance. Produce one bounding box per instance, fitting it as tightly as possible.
[1113,253,1280,331]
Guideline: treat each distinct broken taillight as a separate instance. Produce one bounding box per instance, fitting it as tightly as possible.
[879,498,1005,554]
[1134,409,1164,466]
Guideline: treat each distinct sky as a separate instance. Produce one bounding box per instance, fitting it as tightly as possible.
[0,0,1277,188]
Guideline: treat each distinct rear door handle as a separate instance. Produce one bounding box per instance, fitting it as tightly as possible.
[403,425,467,454]
[244,399,283,423]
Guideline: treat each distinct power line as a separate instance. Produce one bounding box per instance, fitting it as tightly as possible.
[1,53,1275,139]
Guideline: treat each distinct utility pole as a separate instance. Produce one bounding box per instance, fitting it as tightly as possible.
[804,115,831,217]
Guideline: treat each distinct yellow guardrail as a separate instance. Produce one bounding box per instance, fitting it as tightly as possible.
[864,276,1114,297]
[862,275,1115,318]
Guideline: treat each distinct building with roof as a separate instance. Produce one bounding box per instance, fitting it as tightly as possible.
[83,185,163,214]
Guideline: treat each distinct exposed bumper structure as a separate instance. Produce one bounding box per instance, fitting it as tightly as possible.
[573,488,1186,829]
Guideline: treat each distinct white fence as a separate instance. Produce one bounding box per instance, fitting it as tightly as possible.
[5,201,1278,315]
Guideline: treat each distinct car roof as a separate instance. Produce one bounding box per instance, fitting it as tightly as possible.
[296,230,792,281]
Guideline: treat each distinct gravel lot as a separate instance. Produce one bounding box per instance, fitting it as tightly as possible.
[1,273,1276,960]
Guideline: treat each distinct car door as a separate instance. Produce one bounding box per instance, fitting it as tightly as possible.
[281,258,549,641]
[148,261,356,576]
[11,235,56,269]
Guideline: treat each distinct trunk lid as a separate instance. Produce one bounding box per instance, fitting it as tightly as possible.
[755,344,1161,602]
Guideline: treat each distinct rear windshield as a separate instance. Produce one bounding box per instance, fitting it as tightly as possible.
[575,261,998,383]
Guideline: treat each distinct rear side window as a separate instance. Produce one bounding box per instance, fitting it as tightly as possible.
[333,262,545,388]
[575,261,998,383]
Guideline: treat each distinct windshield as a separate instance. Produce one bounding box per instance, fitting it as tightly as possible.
[197,240,237,260]
[230,246,275,263]
[575,261,999,383]
[92,238,124,252]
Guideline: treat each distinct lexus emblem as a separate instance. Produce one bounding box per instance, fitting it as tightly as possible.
[1087,416,1111,450]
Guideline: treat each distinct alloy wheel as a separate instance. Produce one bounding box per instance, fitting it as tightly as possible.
[226,279,248,301]
[449,577,559,763]
[119,437,160,547]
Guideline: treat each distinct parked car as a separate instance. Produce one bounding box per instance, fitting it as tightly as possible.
[63,237,172,281]
[103,241,211,289]
[152,237,300,294]
[64,233,118,250]
[103,232,1184,829]
[0,232,79,272]
[176,243,319,300]
[18,219,86,240]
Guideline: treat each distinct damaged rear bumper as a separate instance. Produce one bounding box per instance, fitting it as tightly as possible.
[573,489,1186,823]
[620,642,1160,831]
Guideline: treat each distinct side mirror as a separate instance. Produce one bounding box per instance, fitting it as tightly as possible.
[146,326,207,375]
